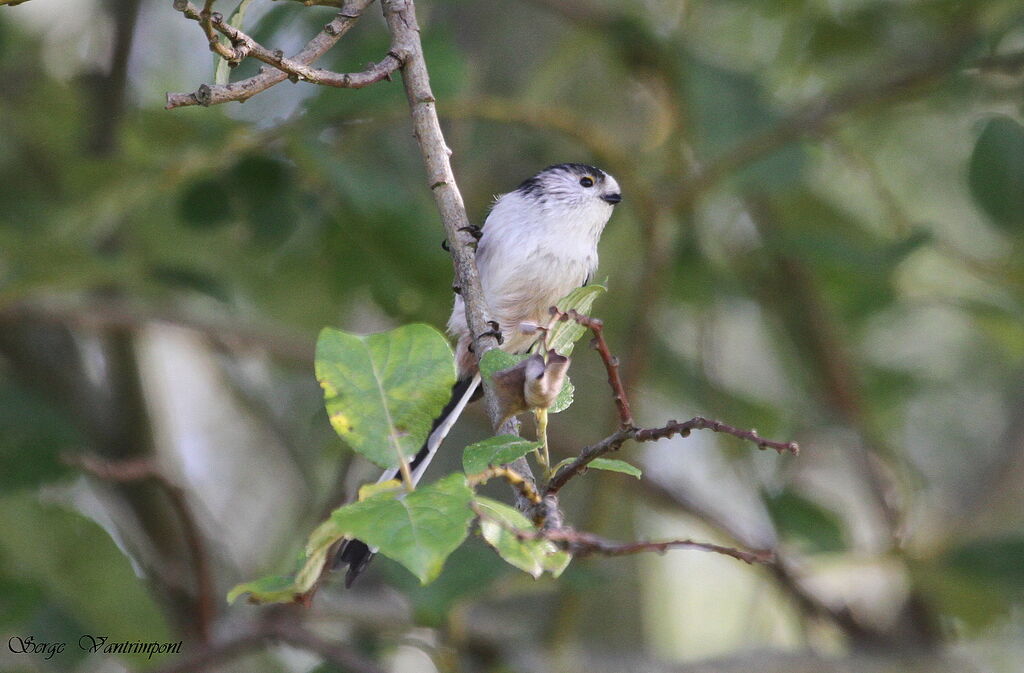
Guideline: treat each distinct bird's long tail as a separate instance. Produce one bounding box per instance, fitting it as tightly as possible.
[334,373,482,587]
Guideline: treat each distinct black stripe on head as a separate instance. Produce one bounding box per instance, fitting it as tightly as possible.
[515,163,606,197]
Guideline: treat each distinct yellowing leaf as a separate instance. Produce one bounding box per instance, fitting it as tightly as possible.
[474,497,570,578]
[316,324,456,469]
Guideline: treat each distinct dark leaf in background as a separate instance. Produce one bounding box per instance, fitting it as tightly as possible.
[764,490,845,554]
[768,191,930,325]
[968,116,1024,232]
[177,176,233,229]
[944,536,1024,593]
[149,265,230,303]
[0,383,78,490]
[230,154,299,245]
[911,536,1024,631]
[682,54,806,191]
[230,154,292,197]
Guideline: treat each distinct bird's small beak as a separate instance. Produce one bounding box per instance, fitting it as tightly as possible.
[601,192,622,205]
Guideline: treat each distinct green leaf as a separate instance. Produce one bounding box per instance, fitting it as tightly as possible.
[549,375,574,414]
[586,458,642,479]
[463,435,541,475]
[550,457,575,475]
[226,574,298,605]
[215,0,254,85]
[969,116,1024,232]
[545,283,607,356]
[228,475,478,602]
[227,542,329,605]
[764,490,844,554]
[229,154,299,246]
[227,545,331,605]
[358,479,404,501]
[317,474,475,584]
[478,349,522,383]
[316,324,456,469]
[474,497,570,578]
[478,350,575,415]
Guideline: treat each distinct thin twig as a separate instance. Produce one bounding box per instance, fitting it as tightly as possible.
[474,504,772,566]
[166,0,376,109]
[64,454,216,644]
[545,528,775,565]
[633,417,800,453]
[547,418,797,495]
[205,7,404,87]
[551,308,633,428]
[198,0,237,61]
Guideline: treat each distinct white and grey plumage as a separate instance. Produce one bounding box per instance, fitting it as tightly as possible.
[449,163,622,374]
[337,163,622,585]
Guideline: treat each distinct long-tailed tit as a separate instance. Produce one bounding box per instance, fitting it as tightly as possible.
[336,163,622,585]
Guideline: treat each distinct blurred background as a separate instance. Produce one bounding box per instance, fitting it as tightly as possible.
[1,0,1023,671]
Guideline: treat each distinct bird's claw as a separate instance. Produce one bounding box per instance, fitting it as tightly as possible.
[478,320,504,345]
[459,225,484,240]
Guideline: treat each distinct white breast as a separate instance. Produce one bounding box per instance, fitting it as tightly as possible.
[447,190,609,363]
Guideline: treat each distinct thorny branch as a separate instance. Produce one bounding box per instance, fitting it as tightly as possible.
[546,418,797,496]
[63,454,216,644]
[551,308,633,428]
[544,528,774,565]
[476,506,773,566]
[545,310,798,495]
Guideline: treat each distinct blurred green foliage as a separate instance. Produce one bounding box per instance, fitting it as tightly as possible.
[1,0,1024,670]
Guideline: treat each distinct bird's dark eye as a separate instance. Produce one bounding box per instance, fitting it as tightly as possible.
[580,176,595,188]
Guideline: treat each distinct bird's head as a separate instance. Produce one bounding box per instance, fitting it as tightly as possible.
[514,163,622,212]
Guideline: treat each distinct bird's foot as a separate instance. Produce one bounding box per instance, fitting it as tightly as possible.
[459,224,483,240]
[478,320,504,345]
